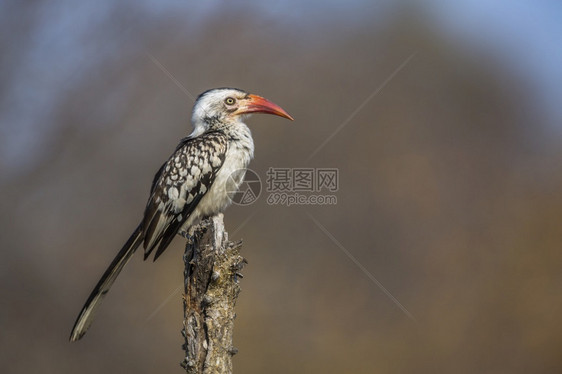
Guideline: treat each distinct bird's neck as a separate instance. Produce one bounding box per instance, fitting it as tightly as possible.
[190,119,254,158]
[223,121,254,159]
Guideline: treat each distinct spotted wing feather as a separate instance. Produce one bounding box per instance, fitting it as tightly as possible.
[141,132,228,260]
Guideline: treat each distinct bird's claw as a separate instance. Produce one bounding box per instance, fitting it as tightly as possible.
[179,230,195,244]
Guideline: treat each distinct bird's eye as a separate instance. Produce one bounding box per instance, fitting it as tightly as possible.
[224,97,236,105]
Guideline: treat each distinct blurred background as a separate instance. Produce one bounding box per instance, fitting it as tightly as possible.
[1,1,561,373]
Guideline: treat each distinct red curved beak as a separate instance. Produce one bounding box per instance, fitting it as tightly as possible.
[238,94,294,121]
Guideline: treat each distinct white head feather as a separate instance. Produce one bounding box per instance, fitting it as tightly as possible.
[190,88,248,138]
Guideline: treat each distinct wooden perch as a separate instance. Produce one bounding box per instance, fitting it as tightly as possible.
[181,214,246,374]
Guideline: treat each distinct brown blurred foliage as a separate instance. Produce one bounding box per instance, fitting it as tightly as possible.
[1,3,561,374]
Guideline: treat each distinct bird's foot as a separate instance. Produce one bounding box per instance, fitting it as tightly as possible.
[178,230,195,244]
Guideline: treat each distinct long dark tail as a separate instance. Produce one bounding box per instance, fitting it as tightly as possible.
[69,225,143,342]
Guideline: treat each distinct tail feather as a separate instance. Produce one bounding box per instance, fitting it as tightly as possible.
[69,225,143,342]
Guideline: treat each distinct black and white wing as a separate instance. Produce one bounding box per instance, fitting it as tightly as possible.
[141,132,228,260]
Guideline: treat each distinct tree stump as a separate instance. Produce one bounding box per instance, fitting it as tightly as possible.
[181,214,246,374]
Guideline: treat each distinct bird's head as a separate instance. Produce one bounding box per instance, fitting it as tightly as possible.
[190,88,293,136]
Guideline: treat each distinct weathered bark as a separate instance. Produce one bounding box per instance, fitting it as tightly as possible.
[181,214,245,374]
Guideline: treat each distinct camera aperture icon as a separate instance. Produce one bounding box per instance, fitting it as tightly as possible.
[227,168,261,206]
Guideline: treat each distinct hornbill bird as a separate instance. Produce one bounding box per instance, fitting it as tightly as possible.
[69,88,293,341]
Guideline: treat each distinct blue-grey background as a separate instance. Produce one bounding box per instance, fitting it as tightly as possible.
[1,1,561,373]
